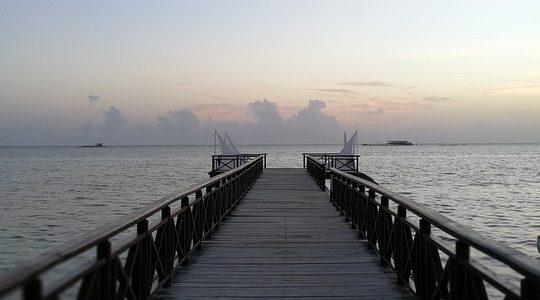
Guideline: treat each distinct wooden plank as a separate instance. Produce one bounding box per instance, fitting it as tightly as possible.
[151,168,413,299]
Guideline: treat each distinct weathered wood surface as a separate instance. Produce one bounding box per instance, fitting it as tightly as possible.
[152,168,413,299]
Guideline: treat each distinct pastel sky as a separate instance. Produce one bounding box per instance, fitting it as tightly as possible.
[1,0,539,145]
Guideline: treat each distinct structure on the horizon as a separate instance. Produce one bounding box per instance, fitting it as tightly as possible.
[386,140,413,146]
[211,131,266,177]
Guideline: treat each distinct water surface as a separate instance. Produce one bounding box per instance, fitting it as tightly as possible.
[1,144,538,274]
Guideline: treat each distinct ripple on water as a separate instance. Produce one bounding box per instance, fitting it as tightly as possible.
[81,203,106,207]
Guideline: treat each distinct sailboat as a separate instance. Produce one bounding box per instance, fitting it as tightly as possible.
[335,131,358,171]
[336,130,377,184]
[215,131,242,155]
[214,131,243,171]
[225,133,241,155]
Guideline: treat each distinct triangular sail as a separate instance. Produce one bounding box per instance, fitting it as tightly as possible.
[336,130,357,171]
[225,133,241,155]
[339,131,357,155]
[216,131,234,155]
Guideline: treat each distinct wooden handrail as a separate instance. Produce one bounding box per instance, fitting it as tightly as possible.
[305,156,325,190]
[212,153,267,172]
[302,153,360,172]
[0,156,265,299]
[328,167,540,299]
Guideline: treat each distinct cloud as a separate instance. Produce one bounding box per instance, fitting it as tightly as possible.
[189,103,248,122]
[366,107,385,115]
[483,82,540,96]
[312,88,356,95]
[378,99,428,112]
[156,109,199,133]
[252,85,281,90]
[101,106,127,130]
[291,100,328,124]
[422,96,454,103]
[305,99,326,111]
[288,100,343,141]
[88,94,100,107]
[340,81,395,88]
[248,99,284,126]
[200,99,344,144]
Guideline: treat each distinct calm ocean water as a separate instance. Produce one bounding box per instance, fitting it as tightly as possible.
[0,144,539,276]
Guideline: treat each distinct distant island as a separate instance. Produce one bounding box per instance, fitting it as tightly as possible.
[77,143,105,148]
[362,140,415,146]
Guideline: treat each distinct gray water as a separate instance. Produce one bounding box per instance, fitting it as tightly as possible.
[0,144,539,276]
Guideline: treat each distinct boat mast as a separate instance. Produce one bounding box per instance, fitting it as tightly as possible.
[213,130,217,155]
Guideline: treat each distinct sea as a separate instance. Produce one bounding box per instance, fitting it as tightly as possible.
[0,144,539,284]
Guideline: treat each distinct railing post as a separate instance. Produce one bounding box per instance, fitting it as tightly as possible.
[334,174,342,210]
[378,196,391,265]
[413,219,439,299]
[366,190,377,248]
[452,239,487,299]
[350,181,358,229]
[133,219,150,299]
[213,182,221,227]
[521,277,540,300]
[357,185,366,237]
[205,185,213,237]
[321,163,326,190]
[195,190,204,250]
[181,196,191,266]
[159,206,173,287]
[393,205,412,285]
[329,173,335,203]
[451,240,469,299]
[344,179,351,218]
[97,240,114,300]
[23,278,42,300]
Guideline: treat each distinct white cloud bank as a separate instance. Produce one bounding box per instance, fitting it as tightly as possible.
[0,99,344,145]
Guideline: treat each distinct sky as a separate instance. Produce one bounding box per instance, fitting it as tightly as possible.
[1,0,539,145]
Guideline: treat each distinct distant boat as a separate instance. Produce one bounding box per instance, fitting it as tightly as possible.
[336,131,358,171]
[215,131,240,156]
[336,131,377,184]
[78,143,105,148]
[386,140,414,146]
[213,131,243,172]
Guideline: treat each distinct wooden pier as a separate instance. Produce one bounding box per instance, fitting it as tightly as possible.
[152,168,411,299]
[0,154,539,300]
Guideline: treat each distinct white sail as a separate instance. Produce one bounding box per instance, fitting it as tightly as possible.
[216,131,234,154]
[339,131,357,155]
[225,132,241,155]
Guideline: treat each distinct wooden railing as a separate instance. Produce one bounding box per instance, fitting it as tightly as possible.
[302,152,360,173]
[0,156,265,300]
[328,167,540,300]
[305,155,326,190]
[211,154,267,176]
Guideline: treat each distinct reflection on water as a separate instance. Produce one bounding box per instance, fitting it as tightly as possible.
[0,144,539,275]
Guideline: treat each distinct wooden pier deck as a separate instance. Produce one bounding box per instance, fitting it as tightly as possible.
[152,168,413,299]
